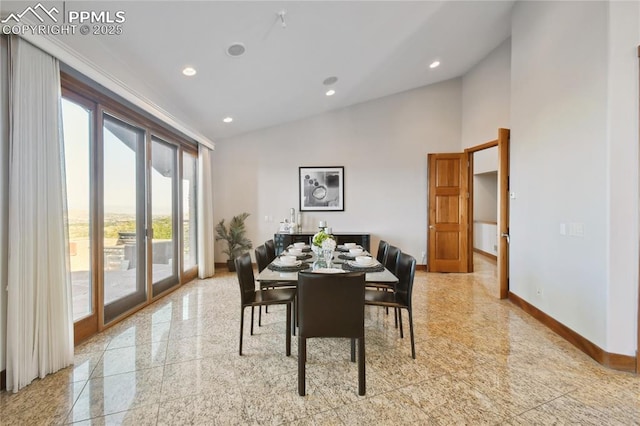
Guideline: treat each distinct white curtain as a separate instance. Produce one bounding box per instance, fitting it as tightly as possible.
[6,36,74,393]
[197,144,215,278]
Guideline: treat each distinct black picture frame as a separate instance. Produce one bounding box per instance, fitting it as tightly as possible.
[299,166,344,211]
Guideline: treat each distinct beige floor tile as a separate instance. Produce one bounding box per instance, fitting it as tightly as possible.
[67,367,164,423]
[333,389,434,425]
[91,341,168,378]
[68,403,159,425]
[2,255,639,425]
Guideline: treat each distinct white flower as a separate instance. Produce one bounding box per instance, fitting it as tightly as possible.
[321,238,336,251]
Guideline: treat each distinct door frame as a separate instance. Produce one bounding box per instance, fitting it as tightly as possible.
[636,45,639,374]
[464,128,510,299]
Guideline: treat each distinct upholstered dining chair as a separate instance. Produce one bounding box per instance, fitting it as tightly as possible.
[255,244,295,326]
[367,241,397,319]
[376,240,389,264]
[366,241,394,291]
[264,239,277,262]
[384,245,401,276]
[365,252,417,358]
[235,252,296,356]
[297,271,366,396]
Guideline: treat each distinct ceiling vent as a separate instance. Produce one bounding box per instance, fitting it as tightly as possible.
[323,76,338,86]
[226,43,246,57]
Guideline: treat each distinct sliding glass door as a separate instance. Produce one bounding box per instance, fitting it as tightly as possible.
[150,137,179,295]
[63,74,200,338]
[102,114,147,323]
[182,151,198,274]
[62,96,98,342]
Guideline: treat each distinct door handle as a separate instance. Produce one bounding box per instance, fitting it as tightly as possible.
[501,232,510,244]
[429,225,434,230]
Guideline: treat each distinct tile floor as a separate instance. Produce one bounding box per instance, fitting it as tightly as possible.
[1,256,638,425]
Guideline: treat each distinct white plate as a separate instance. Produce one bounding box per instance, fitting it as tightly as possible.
[274,259,302,267]
[313,268,346,274]
[348,259,377,267]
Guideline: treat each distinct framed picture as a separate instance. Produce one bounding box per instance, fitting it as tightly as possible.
[299,166,344,211]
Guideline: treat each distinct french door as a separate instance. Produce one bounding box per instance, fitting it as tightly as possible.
[150,136,179,296]
[102,113,148,323]
[63,92,193,337]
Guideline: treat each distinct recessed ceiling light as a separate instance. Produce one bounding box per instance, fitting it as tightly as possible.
[182,67,197,76]
[223,117,233,123]
[226,43,246,57]
[429,61,440,69]
[323,76,338,85]
[325,89,336,96]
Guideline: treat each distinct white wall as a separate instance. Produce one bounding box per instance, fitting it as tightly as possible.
[212,79,463,265]
[0,35,8,374]
[461,30,509,267]
[510,0,638,356]
[605,0,640,355]
[474,222,498,256]
[474,172,498,222]
[461,38,511,149]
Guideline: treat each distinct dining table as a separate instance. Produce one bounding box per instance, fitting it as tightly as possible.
[256,244,399,285]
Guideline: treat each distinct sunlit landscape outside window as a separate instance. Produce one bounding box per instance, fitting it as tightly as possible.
[103,115,144,305]
[183,151,197,270]
[62,98,93,321]
[151,137,176,284]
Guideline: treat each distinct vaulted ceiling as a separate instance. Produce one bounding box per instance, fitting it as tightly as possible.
[1,1,515,142]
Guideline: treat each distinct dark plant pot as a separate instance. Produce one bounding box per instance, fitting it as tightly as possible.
[227,259,236,272]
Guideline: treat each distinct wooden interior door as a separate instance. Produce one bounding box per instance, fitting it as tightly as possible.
[427,153,470,272]
[498,128,510,299]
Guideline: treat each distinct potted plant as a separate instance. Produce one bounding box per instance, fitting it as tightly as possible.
[215,212,253,271]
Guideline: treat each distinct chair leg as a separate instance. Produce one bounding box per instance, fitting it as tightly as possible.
[394,307,398,328]
[286,303,292,356]
[298,336,307,396]
[250,306,255,335]
[408,308,415,359]
[239,306,245,356]
[292,297,296,336]
[398,308,404,338]
[350,338,356,362]
[358,336,366,396]
[259,305,262,327]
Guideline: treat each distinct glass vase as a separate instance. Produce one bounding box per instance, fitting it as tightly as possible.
[322,249,334,268]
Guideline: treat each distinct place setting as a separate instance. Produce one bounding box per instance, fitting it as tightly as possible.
[286,242,312,252]
[338,247,368,260]
[342,255,385,272]
[281,246,313,260]
[336,242,362,252]
[268,255,312,272]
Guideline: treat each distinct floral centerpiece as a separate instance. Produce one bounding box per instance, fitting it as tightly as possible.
[312,229,335,251]
[312,229,336,267]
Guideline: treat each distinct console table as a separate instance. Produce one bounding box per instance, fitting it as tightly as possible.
[274,232,371,255]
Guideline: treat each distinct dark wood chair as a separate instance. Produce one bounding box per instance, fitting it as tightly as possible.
[255,244,296,328]
[365,252,417,358]
[297,271,366,396]
[235,253,296,356]
[366,241,394,291]
[265,239,277,261]
[366,241,396,319]
[376,240,389,264]
[384,245,401,276]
